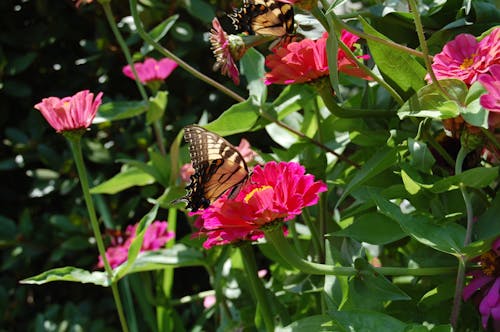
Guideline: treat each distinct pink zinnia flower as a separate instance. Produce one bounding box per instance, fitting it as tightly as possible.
[193,161,327,249]
[265,30,370,85]
[479,64,500,113]
[122,58,178,84]
[34,90,103,133]
[463,237,500,330]
[97,221,175,269]
[180,138,257,183]
[427,27,500,85]
[209,17,247,85]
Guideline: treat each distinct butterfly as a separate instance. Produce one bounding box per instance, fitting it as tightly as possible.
[179,125,249,212]
[220,0,294,37]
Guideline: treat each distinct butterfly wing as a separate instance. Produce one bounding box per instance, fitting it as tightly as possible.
[182,125,249,212]
[220,0,294,37]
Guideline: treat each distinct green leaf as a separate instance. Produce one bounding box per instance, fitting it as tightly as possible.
[419,280,456,309]
[179,0,215,24]
[430,166,499,193]
[240,47,267,104]
[336,147,397,208]
[94,101,148,123]
[331,212,407,245]
[361,18,426,98]
[20,267,109,287]
[147,91,168,125]
[398,79,468,120]
[461,98,488,128]
[6,52,37,76]
[331,310,407,331]
[276,315,334,331]
[373,195,465,255]
[408,138,435,172]
[149,149,170,187]
[141,15,179,54]
[204,99,260,135]
[272,84,317,120]
[126,245,205,274]
[90,167,155,194]
[114,205,159,280]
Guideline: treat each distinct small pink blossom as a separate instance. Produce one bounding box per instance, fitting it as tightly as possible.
[192,161,327,249]
[427,27,500,85]
[97,221,175,269]
[203,295,216,309]
[122,58,178,84]
[34,90,103,133]
[463,237,500,329]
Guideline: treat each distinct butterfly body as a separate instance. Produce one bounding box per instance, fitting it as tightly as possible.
[181,125,249,212]
[221,0,294,37]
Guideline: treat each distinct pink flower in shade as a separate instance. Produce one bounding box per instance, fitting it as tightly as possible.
[463,237,500,330]
[265,30,370,85]
[427,27,500,85]
[192,161,327,249]
[203,294,216,309]
[122,58,178,84]
[180,138,258,183]
[97,221,175,269]
[34,90,103,133]
[479,64,500,113]
[209,17,245,85]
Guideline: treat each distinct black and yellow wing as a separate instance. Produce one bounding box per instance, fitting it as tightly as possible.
[181,125,249,212]
[221,0,294,37]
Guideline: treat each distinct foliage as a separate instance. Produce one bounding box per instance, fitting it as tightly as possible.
[1,0,499,331]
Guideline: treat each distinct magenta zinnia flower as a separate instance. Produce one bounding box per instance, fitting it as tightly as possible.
[479,64,500,113]
[34,90,103,133]
[97,221,175,269]
[463,237,500,330]
[427,27,500,85]
[122,58,178,84]
[265,30,370,85]
[193,161,327,249]
[209,17,247,85]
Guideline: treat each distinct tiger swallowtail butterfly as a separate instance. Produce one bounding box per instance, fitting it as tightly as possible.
[179,125,249,212]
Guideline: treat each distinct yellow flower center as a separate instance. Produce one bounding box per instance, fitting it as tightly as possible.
[244,185,272,203]
[479,250,500,277]
[459,54,475,70]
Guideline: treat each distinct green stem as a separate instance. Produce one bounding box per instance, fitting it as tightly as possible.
[66,135,129,332]
[265,227,457,276]
[128,0,245,103]
[450,257,467,329]
[239,244,275,332]
[407,0,452,101]
[101,1,167,156]
[301,209,323,261]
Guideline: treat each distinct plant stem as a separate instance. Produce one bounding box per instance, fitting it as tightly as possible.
[239,244,275,332]
[449,145,474,328]
[128,0,245,103]
[407,0,451,101]
[66,135,129,332]
[265,227,457,276]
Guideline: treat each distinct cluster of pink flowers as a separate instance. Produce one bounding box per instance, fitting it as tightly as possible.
[192,161,327,249]
[97,221,175,269]
[122,58,178,85]
[463,237,500,330]
[265,30,370,85]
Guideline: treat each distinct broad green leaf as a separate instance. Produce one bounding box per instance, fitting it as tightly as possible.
[179,0,215,24]
[126,245,205,273]
[361,19,426,98]
[401,168,422,195]
[5,52,37,75]
[116,159,164,186]
[461,98,488,128]
[398,79,467,120]
[331,309,407,331]
[419,280,458,309]
[276,315,334,331]
[204,99,260,135]
[472,194,500,244]
[373,195,465,255]
[336,147,397,208]
[331,212,407,245]
[20,267,109,287]
[240,48,266,104]
[342,259,410,311]
[149,149,170,187]
[141,15,179,54]
[430,166,499,193]
[408,138,435,172]
[147,90,168,125]
[90,167,155,194]
[272,84,316,120]
[94,101,148,123]
[114,205,159,280]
